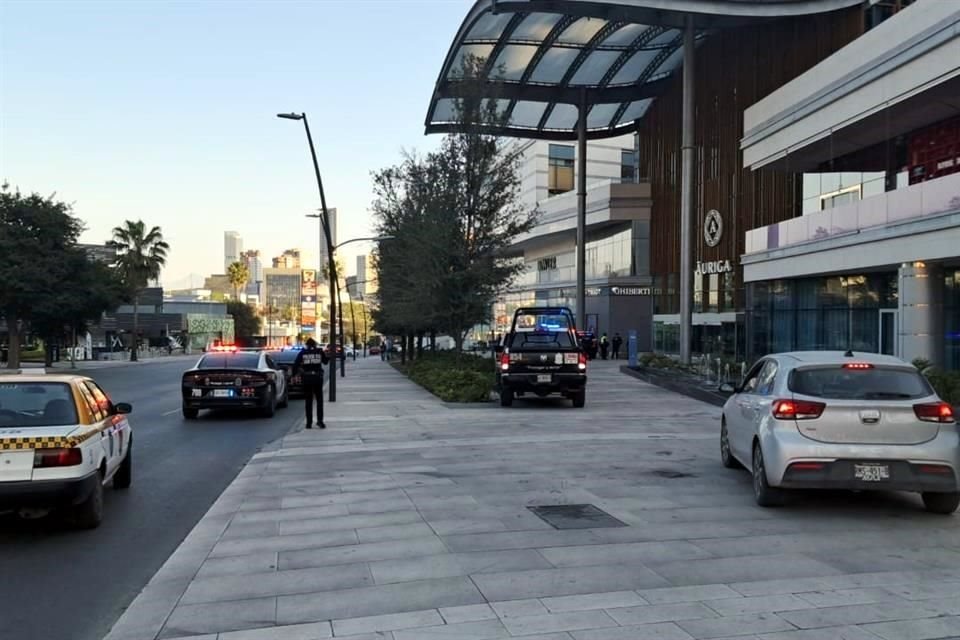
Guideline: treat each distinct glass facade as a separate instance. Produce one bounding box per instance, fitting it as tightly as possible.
[946,268,960,371]
[621,149,637,183]
[518,223,641,287]
[548,144,574,195]
[747,272,898,360]
[801,171,886,215]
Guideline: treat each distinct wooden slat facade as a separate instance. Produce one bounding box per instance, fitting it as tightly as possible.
[638,7,865,314]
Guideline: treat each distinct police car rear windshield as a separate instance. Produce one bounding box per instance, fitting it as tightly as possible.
[198,353,261,369]
[268,350,300,364]
[0,382,79,428]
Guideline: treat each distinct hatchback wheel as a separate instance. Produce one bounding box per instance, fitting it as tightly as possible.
[922,491,960,515]
[752,442,785,507]
[720,420,740,469]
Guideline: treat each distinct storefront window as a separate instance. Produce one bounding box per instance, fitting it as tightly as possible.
[548,144,575,195]
[945,269,960,371]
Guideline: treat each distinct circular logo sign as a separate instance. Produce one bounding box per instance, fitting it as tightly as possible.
[704,209,723,247]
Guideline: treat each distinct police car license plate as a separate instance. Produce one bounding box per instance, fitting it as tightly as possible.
[537,375,551,383]
[213,389,233,398]
[191,389,201,397]
[854,463,889,482]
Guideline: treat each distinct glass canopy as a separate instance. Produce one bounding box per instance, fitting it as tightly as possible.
[425,0,863,140]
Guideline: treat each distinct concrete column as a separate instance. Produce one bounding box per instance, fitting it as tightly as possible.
[679,15,696,364]
[899,262,943,366]
[576,91,588,331]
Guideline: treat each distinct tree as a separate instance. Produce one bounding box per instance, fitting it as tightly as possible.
[227,300,261,338]
[109,220,169,361]
[0,185,86,368]
[227,261,250,300]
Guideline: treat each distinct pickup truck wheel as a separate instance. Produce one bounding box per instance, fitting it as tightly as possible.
[500,388,514,407]
[73,471,104,529]
[571,390,586,408]
[183,407,199,420]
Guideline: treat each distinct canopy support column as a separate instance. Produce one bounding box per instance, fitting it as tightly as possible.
[679,15,696,365]
[576,90,588,332]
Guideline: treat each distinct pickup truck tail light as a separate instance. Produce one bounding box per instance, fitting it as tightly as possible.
[499,352,510,371]
[772,399,825,420]
[34,448,83,468]
[914,402,955,424]
[578,352,587,371]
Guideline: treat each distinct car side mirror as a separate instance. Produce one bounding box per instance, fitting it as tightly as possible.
[718,383,736,394]
[115,402,133,414]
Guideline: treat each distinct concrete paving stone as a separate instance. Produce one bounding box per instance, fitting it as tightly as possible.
[221,520,280,540]
[279,510,423,536]
[537,541,713,567]
[217,621,333,639]
[438,604,498,624]
[426,518,509,535]
[794,587,905,608]
[157,636,218,640]
[605,602,717,626]
[884,579,960,601]
[442,530,606,553]
[704,594,815,616]
[233,504,351,523]
[728,578,839,597]
[195,552,279,580]
[148,548,212,584]
[209,529,358,558]
[370,549,553,584]
[357,522,437,543]
[500,610,619,637]
[332,609,444,636]
[490,599,550,618]
[159,596,276,638]
[279,537,447,571]
[180,563,374,604]
[676,612,796,639]
[391,618,510,640]
[276,576,485,625]
[347,498,417,515]
[282,488,409,509]
[862,616,960,640]
[777,601,946,629]
[755,626,883,640]
[571,622,696,640]
[472,564,670,601]
[648,554,843,586]
[328,634,392,640]
[541,590,648,613]
[589,522,747,544]
[637,584,742,605]
[102,581,185,640]
[816,547,960,574]
[237,497,283,512]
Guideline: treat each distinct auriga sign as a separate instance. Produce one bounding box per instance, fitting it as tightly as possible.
[695,260,733,276]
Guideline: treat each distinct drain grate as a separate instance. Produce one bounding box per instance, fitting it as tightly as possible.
[527,504,627,530]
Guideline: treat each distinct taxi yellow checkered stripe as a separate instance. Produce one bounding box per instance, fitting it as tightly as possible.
[0,429,102,450]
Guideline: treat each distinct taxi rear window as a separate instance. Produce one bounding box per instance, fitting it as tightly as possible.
[198,353,261,369]
[0,382,79,427]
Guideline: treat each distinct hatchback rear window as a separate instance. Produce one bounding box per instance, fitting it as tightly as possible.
[789,366,932,400]
[198,353,261,369]
[0,382,79,427]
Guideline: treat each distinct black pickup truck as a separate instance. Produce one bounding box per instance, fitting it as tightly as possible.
[495,307,587,408]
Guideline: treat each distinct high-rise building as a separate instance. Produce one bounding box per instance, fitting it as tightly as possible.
[318,208,338,276]
[262,268,301,317]
[272,249,303,270]
[224,231,243,272]
[355,254,377,298]
[241,250,264,296]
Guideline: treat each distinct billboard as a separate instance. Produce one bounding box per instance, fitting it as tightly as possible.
[301,269,317,331]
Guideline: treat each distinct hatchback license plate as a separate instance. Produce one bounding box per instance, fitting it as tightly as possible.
[537,374,552,383]
[212,389,233,398]
[854,463,890,482]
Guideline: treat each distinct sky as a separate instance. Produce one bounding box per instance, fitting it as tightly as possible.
[0,0,470,288]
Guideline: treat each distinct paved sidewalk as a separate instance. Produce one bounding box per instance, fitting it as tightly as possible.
[106,357,960,640]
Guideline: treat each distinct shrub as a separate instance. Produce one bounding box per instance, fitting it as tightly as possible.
[925,369,960,405]
[395,352,494,403]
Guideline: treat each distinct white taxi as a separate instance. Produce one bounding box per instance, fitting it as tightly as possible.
[0,370,133,528]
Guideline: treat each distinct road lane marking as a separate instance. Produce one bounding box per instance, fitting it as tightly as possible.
[161,408,182,416]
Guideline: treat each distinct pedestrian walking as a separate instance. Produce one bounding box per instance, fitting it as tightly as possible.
[612,333,623,360]
[294,337,329,429]
[599,333,609,360]
[380,339,387,361]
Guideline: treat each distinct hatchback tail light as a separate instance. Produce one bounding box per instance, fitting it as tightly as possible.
[499,352,510,372]
[578,352,587,371]
[914,402,955,424]
[773,399,825,420]
[34,448,83,468]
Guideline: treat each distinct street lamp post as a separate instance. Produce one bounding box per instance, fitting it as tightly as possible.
[278,111,338,402]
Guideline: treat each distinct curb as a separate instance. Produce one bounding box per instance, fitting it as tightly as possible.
[619,365,727,407]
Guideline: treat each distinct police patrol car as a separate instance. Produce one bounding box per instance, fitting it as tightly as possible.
[0,370,133,529]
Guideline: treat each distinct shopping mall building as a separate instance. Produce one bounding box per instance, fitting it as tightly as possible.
[430,0,958,368]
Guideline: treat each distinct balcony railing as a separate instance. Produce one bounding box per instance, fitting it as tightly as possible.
[745,172,960,254]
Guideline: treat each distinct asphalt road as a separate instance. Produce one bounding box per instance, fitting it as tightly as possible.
[0,358,305,640]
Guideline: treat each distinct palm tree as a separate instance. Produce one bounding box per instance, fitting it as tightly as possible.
[227,261,250,300]
[109,220,169,361]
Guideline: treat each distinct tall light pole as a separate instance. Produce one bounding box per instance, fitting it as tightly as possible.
[278,111,338,401]
[333,236,392,369]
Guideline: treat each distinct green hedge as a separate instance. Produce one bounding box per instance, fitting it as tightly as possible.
[913,359,960,405]
[395,352,494,403]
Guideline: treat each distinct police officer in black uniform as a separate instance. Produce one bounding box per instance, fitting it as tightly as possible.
[293,338,329,429]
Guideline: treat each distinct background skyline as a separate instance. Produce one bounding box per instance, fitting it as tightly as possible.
[0,0,469,287]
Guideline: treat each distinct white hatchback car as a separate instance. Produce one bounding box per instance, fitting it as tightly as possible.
[720,351,959,514]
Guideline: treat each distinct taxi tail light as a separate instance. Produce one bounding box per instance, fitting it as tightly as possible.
[499,352,510,371]
[773,399,825,420]
[578,352,587,371]
[34,448,82,468]
[914,402,955,424]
